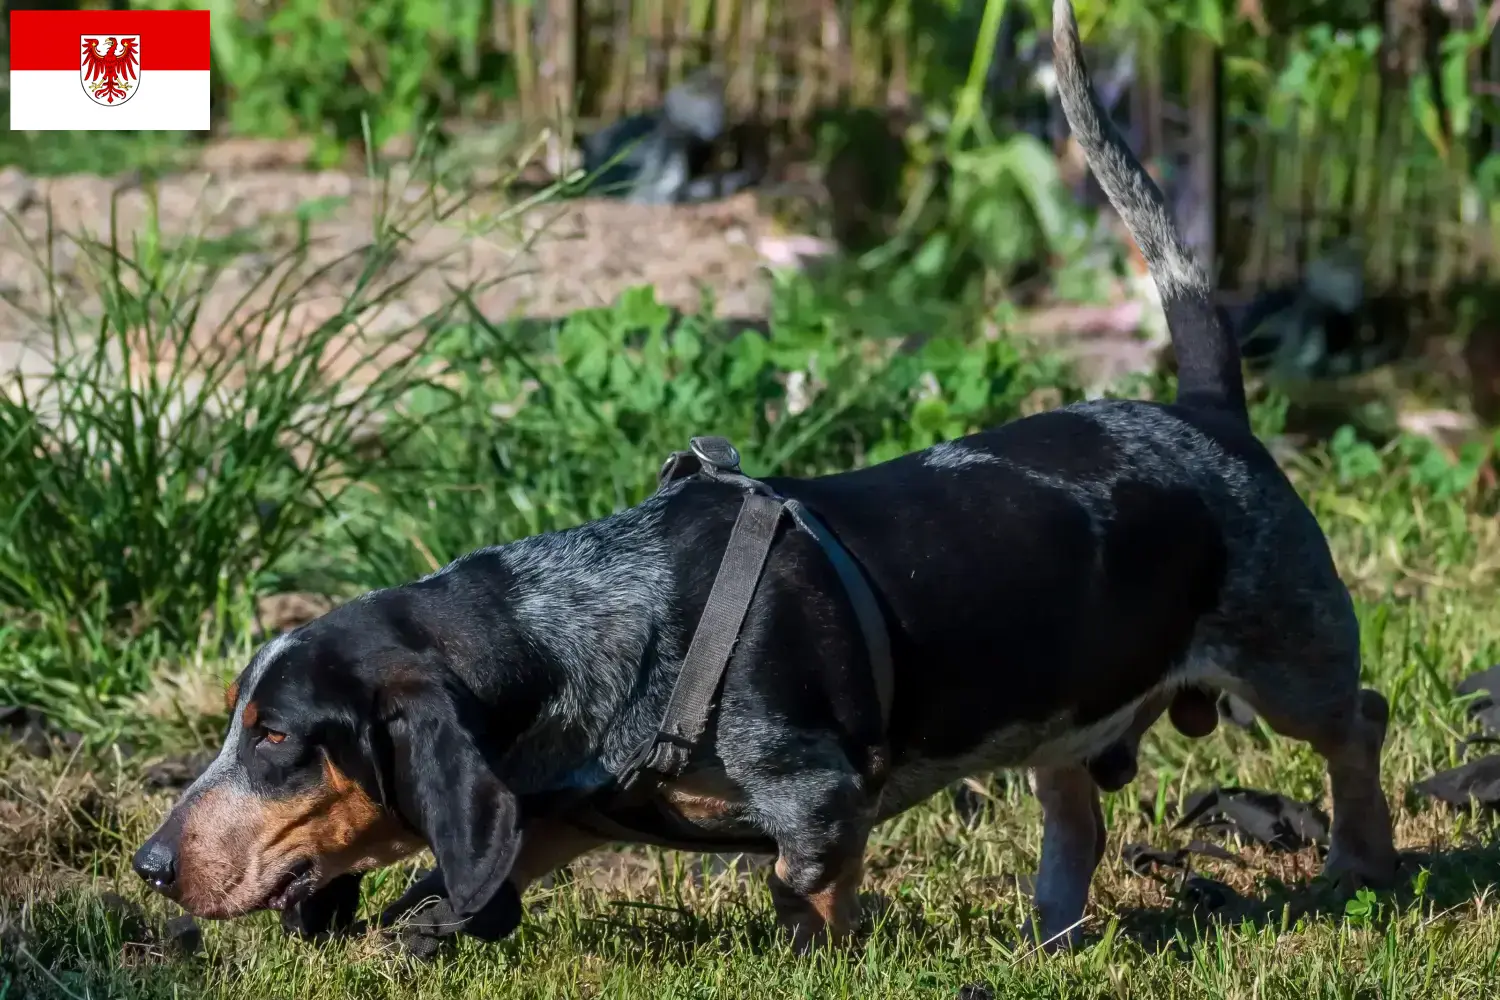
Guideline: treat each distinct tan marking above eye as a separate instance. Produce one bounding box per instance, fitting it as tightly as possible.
[264,730,287,744]
[242,700,259,728]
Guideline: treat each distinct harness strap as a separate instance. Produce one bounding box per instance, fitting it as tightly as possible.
[626,490,786,781]
[782,501,894,722]
[619,436,893,794]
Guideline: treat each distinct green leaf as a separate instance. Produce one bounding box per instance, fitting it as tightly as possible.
[912,232,951,277]
[671,323,704,365]
[1197,0,1224,45]
[616,285,672,338]
[725,331,769,391]
[911,396,950,435]
[1410,77,1450,160]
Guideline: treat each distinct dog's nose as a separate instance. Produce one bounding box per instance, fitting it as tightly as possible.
[132,839,178,892]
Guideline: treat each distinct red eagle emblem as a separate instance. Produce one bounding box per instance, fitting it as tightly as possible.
[80,35,140,106]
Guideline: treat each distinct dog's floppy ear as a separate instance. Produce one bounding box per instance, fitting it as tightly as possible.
[381,675,521,919]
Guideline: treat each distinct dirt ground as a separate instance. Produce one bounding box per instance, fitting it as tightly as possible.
[0,153,788,383]
[0,140,1174,393]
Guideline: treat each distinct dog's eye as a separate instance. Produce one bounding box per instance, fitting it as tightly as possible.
[259,729,287,746]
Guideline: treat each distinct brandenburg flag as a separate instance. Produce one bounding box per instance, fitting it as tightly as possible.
[9,9,210,131]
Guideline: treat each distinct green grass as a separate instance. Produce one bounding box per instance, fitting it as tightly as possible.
[4,171,1500,999]
[7,553,1500,1000]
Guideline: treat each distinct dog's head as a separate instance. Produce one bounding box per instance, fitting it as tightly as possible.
[133,603,525,923]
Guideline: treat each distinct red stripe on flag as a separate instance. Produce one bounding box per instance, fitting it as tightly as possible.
[9,10,210,72]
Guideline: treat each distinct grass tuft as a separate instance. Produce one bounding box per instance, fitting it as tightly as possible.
[0,137,556,728]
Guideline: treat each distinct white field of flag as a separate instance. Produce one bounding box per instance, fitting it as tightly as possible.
[9,9,211,131]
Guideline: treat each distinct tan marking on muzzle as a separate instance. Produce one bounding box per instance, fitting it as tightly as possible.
[173,757,422,919]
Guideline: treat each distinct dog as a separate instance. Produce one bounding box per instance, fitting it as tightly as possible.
[577,69,769,205]
[133,0,1399,953]
[1230,245,1422,384]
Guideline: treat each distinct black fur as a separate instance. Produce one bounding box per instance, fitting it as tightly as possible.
[280,872,362,941]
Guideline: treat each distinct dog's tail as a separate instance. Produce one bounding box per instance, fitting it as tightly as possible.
[1051,0,1246,420]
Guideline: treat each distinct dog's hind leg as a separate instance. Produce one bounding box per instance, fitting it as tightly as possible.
[1234,650,1398,890]
[1024,763,1105,951]
[1321,688,1400,887]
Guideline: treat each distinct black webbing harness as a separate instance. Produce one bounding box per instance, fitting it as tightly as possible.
[615,436,895,795]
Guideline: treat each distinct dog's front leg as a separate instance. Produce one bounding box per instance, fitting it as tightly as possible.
[755,770,872,953]
[280,872,364,941]
[365,868,450,933]
[1024,763,1105,951]
[356,818,604,956]
[357,866,521,958]
[768,839,868,953]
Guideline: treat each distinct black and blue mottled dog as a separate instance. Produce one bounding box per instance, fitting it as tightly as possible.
[133,0,1398,954]
[576,69,768,205]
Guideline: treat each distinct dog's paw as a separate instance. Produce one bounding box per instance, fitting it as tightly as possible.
[1323,828,1403,895]
[1322,851,1403,896]
[390,924,456,961]
[376,880,525,959]
[280,873,363,942]
[372,902,466,961]
[458,881,524,942]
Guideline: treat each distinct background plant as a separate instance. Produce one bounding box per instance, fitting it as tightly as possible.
[299,277,1079,586]
[0,172,490,726]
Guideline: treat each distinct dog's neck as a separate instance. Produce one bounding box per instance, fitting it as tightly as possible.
[431,495,684,797]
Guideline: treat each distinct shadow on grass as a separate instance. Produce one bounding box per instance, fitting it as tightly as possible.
[416,838,1500,964]
[1104,839,1500,955]
[543,886,950,963]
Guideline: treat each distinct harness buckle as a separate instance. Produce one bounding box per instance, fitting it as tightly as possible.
[618,730,699,795]
[657,436,745,491]
[689,436,741,474]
